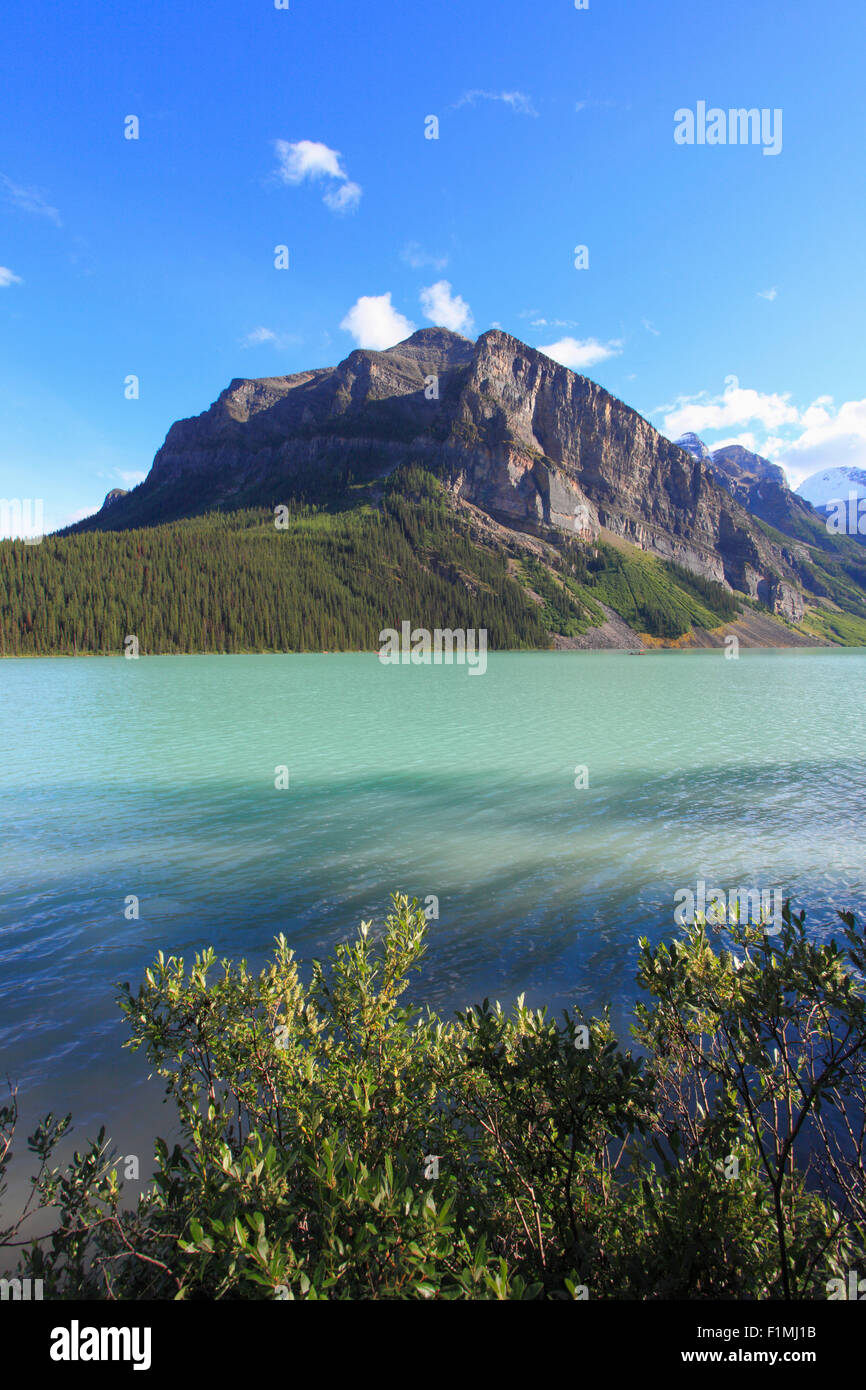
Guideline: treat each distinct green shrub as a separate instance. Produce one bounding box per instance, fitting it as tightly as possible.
[2,897,864,1299]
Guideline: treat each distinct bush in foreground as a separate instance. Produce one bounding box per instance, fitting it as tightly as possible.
[1,896,865,1299]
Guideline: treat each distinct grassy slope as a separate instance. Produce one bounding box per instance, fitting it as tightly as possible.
[755,517,866,622]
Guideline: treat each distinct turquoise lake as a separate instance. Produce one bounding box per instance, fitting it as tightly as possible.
[1,649,865,1181]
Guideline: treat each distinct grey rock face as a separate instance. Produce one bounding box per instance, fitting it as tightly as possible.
[441,332,802,614]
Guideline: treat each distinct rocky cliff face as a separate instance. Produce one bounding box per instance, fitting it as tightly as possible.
[81,327,807,621]
[444,333,803,618]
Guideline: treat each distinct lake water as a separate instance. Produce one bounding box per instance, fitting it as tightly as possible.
[1,649,865,1194]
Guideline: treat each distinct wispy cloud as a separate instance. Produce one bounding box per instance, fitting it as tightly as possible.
[757,287,778,301]
[0,266,23,288]
[1,174,61,225]
[401,240,449,271]
[574,99,630,115]
[642,318,660,336]
[273,139,362,213]
[419,280,473,334]
[241,326,302,350]
[243,327,278,347]
[323,180,362,212]
[57,506,98,529]
[450,90,538,116]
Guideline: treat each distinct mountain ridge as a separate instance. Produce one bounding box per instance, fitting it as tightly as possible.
[47,327,866,651]
[80,327,811,623]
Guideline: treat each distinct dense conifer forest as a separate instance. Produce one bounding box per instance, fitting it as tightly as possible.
[0,469,776,655]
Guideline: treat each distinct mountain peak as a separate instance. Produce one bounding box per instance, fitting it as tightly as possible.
[68,326,824,621]
[674,432,713,463]
[710,444,786,489]
[382,326,476,368]
[392,326,474,349]
[100,487,129,510]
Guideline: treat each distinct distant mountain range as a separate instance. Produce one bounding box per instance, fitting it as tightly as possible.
[673,432,861,547]
[13,327,866,653]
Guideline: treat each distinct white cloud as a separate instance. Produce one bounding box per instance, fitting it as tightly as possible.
[642,318,660,336]
[275,139,345,182]
[451,90,537,116]
[340,293,415,350]
[757,287,778,301]
[662,382,799,438]
[0,266,22,288]
[776,398,866,487]
[117,470,147,487]
[707,433,760,454]
[419,280,473,334]
[401,241,448,271]
[658,382,866,489]
[1,174,61,225]
[530,316,579,329]
[760,436,789,459]
[274,139,361,213]
[799,396,833,429]
[324,180,362,212]
[537,336,622,370]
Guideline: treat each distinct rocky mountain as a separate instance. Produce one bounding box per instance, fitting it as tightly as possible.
[674,435,830,546]
[61,328,866,649]
[706,444,787,499]
[80,327,818,623]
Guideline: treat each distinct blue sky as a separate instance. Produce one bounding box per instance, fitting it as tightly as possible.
[2,0,865,533]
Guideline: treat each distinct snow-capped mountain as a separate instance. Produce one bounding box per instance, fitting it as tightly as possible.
[796,467,866,509]
[670,433,854,545]
[674,432,713,463]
